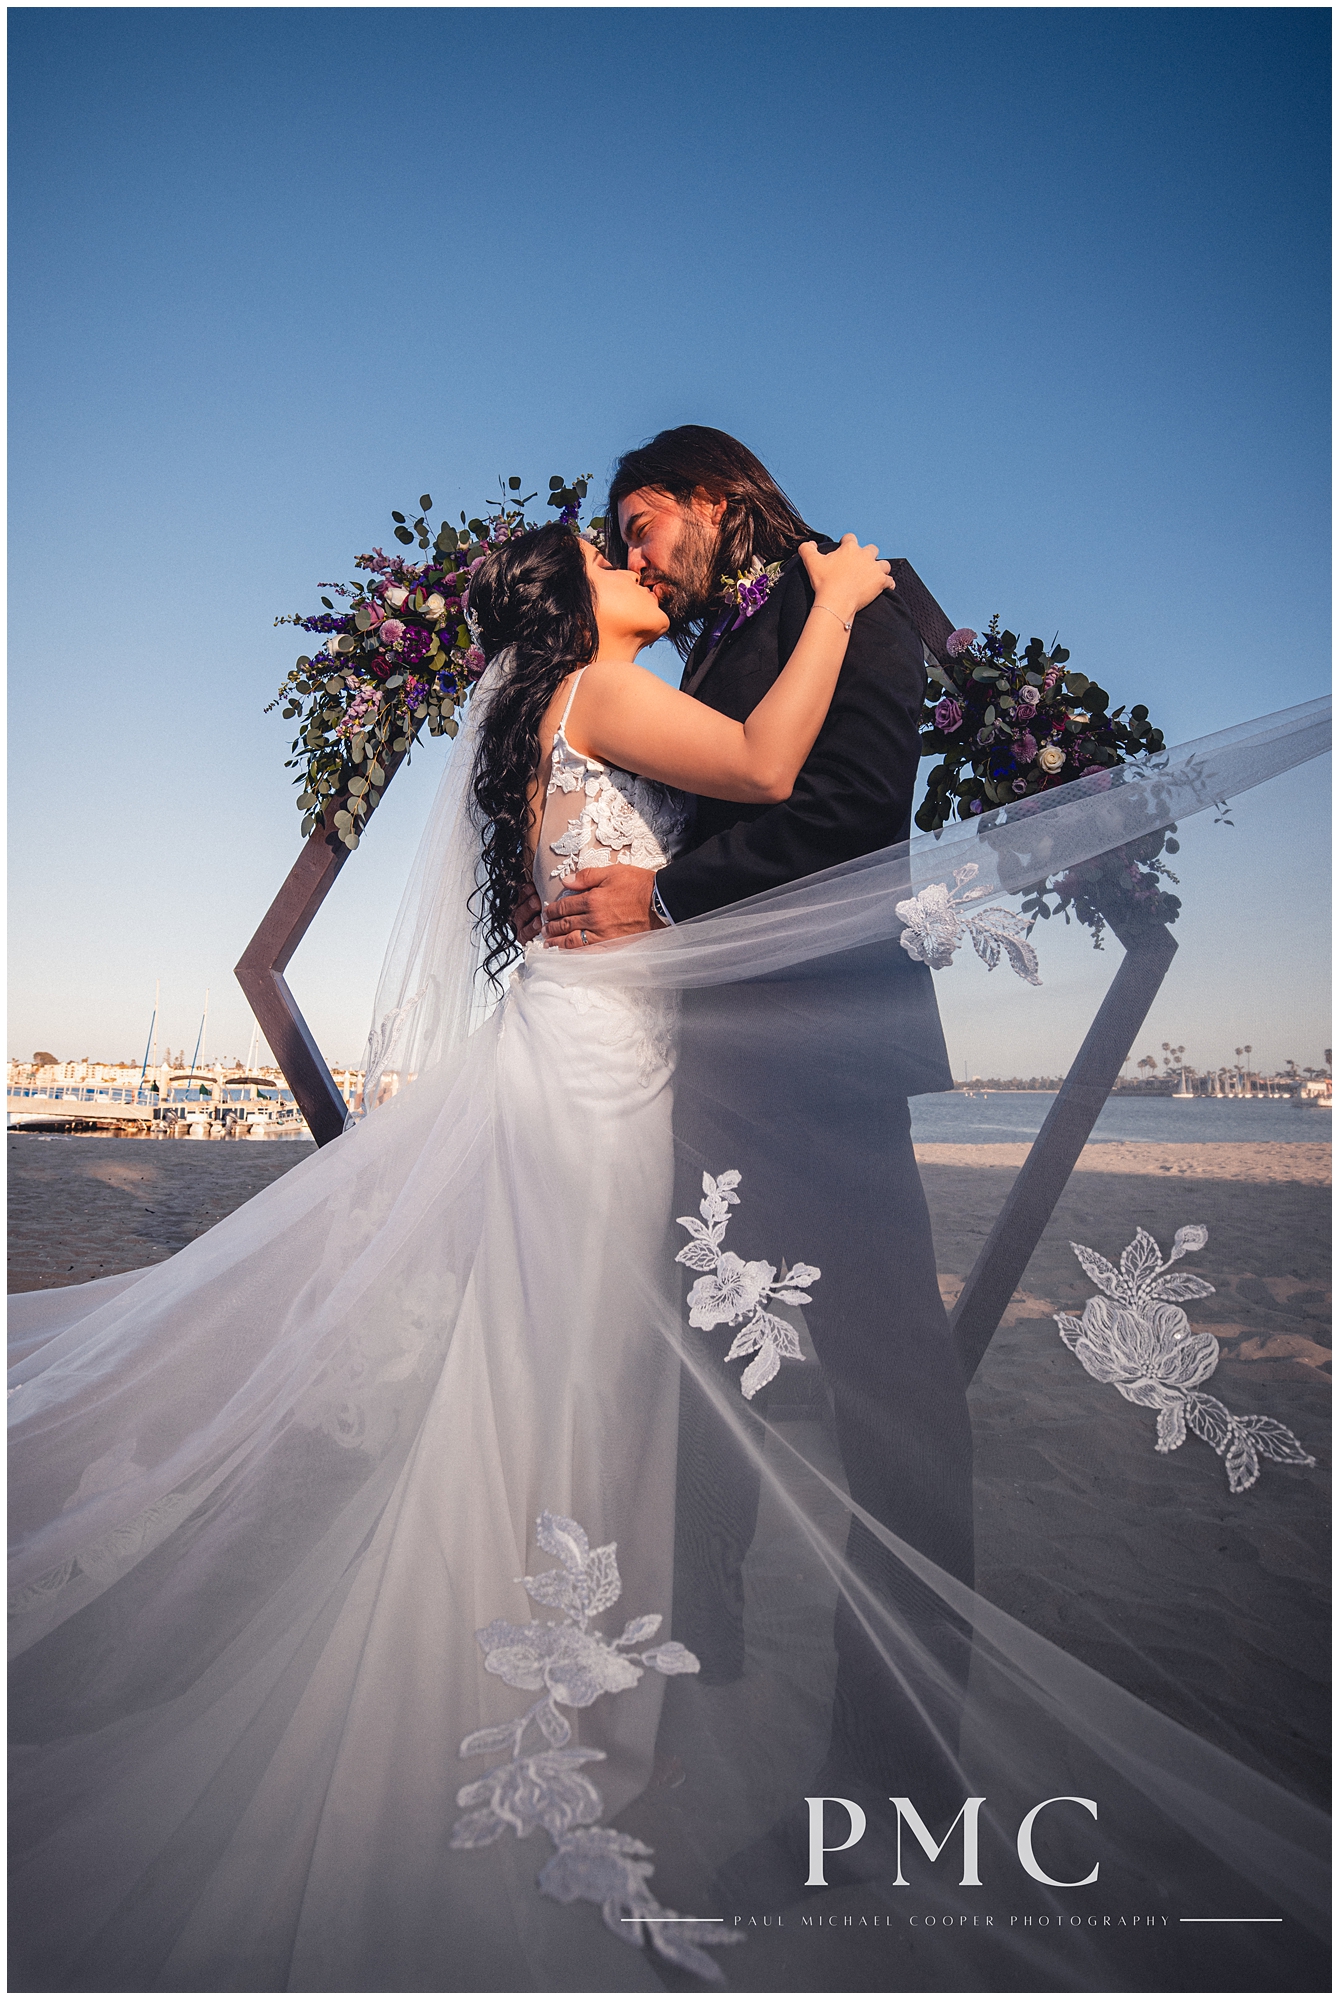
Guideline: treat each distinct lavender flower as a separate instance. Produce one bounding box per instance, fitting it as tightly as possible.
[1014,730,1037,764]
[945,628,977,657]
[934,695,964,734]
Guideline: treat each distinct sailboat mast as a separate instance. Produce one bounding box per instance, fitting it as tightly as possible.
[188,990,210,1081]
[138,978,159,1088]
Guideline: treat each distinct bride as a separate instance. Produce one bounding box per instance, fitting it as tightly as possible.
[9,524,898,1990]
[9,510,1329,1993]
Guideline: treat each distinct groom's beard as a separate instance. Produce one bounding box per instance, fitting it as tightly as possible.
[643,515,721,644]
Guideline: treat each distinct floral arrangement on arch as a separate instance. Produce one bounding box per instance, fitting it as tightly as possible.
[916,618,1179,948]
[915,619,1166,833]
[269,476,602,849]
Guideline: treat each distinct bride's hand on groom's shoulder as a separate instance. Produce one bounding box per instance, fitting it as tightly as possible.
[542,864,662,948]
[800,533,894,622]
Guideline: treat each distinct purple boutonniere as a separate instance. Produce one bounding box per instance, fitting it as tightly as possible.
[721,557,784,631]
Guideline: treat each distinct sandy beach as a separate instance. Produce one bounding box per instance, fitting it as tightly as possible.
[915,1144,1330,1813]
[9,1129,1330,1815]
[6,1135,319,1292]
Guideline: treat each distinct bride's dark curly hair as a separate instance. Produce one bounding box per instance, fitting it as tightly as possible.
[467,523,599,985]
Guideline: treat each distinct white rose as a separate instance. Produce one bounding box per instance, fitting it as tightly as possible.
[382,585,409,610]
[1037,743,1065,774]
[422,592,447,621]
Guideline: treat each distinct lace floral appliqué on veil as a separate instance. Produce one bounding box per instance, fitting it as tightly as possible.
[451,1511,742,1986]
[675,1170,821,1399]
[896,863,1041,984]
[1056,1226,1314,1493]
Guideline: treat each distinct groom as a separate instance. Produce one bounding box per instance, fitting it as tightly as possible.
[527,426,973,1815]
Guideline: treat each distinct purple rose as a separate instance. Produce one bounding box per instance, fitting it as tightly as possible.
[1015,684,1040,711]
[945,629,977,657]
[934,696,964,733]
[969,799,984,814]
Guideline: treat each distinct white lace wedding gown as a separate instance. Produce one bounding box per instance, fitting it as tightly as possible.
[10,673,707,1991]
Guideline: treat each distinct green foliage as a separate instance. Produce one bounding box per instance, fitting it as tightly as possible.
[268,477,602,849]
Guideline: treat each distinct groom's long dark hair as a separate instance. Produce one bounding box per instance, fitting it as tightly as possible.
[605,425,822,654]
[468,523,598,986]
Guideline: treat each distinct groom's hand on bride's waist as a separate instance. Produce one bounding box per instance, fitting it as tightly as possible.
[543,865,664,948]
[513,884,544,946]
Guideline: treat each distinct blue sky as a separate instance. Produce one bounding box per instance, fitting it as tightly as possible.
[9,7,1330,1070]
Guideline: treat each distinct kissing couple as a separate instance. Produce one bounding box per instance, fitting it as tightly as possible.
[12,423,976,1990]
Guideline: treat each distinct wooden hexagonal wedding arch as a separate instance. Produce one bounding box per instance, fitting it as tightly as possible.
[235,561,1176,1380]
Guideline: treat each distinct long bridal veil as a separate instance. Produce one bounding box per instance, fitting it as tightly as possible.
[9,696,1330,1993]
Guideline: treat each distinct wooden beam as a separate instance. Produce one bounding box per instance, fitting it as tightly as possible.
[888,558,955,662]
[234,748,407,1147]
[951,906,1179,1383]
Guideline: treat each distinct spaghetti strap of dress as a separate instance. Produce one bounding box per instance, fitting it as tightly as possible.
[556,667,587,740]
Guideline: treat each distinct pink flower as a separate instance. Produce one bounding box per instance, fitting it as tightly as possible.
[1016,684,1040,711]
[934,696,964,733]
[379,619,406,647]
[1014,731,1037,764]
[945,629,977,657]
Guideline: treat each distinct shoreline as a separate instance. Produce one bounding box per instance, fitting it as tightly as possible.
[914,1139,1330,1183]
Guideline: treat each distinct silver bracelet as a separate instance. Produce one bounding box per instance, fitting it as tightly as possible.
[813,602,853,634]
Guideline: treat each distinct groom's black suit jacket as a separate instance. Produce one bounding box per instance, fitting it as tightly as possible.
[655,550,954,1099]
